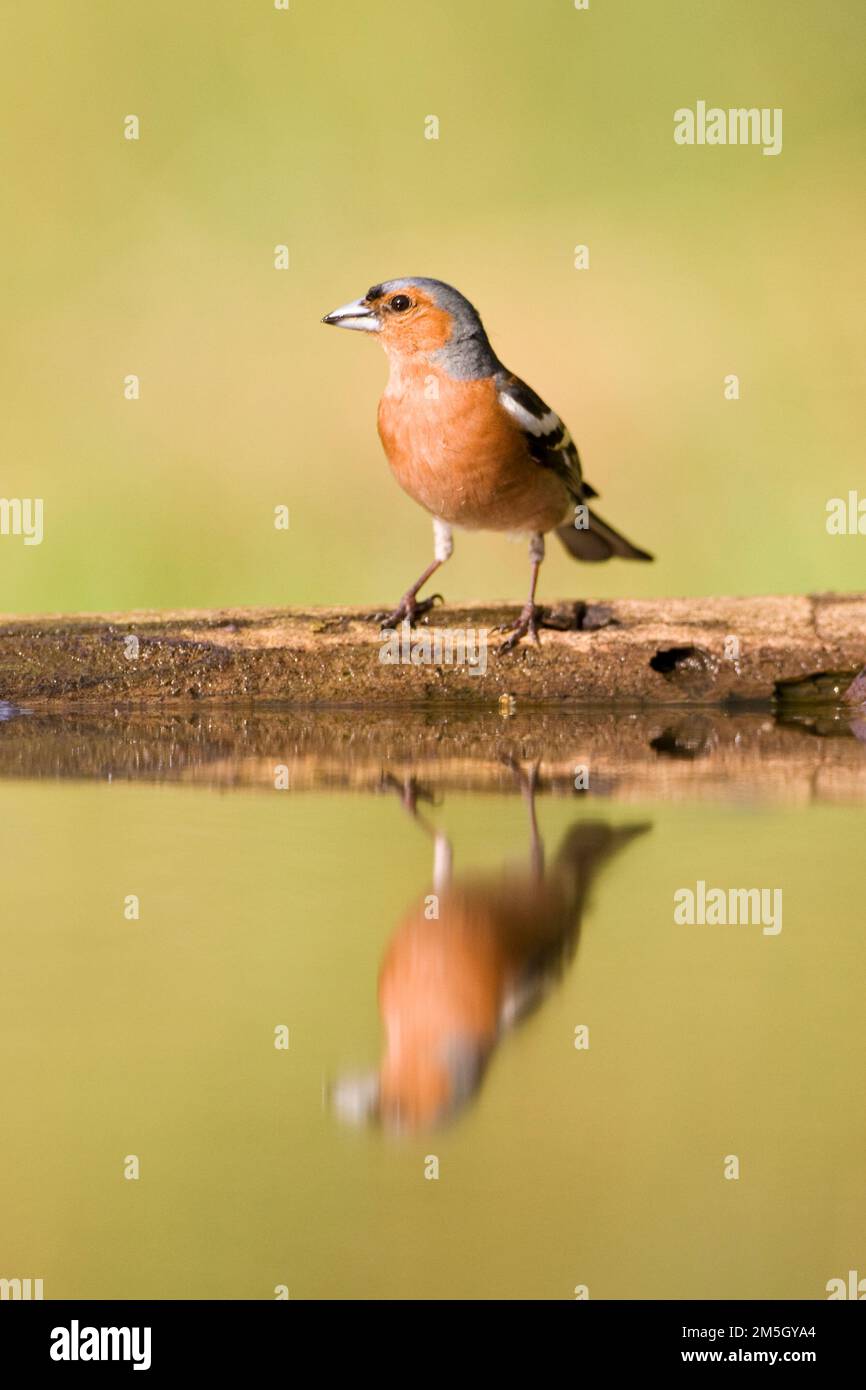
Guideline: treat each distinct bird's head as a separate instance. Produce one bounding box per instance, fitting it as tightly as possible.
[322,277,498,377]
[330,1039,484,1135]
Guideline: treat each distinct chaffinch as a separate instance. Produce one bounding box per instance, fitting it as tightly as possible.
[332,772,652,1131]
[323,277,652,650]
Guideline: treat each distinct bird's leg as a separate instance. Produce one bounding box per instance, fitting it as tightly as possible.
[374,519,452,627]
[431,830,453,897]
[497,533,547,652]
[377,772,452,892]
[500,756,545,877]
[374,557,442,627]
[523,762,545,880]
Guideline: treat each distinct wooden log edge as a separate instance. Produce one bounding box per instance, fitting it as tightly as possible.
[0,592,864,707]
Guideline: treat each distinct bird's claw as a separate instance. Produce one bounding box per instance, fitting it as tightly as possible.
[374,592,444,628]
[377,772,437,815]
[496,603,544,653]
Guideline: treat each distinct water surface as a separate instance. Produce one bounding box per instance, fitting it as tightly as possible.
[1,706,863,1299]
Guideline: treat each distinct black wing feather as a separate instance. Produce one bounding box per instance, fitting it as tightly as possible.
[496,371,652,562]
[495,371,595,502]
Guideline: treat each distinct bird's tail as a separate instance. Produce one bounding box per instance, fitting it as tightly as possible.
[553,820,654,913]
[556,507,653,563]
[506,820,654,1017]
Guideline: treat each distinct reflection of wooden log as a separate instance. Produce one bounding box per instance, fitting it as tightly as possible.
[0,594,864,706]
[0,707,863,804]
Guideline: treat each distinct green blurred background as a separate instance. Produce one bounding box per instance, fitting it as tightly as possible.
[1,0,863,615]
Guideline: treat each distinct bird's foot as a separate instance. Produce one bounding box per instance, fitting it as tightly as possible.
[495,602,545,653]
[495,601,615,651]
[377,772,437,816]
[499,753,543,796]
[374,591,444,629]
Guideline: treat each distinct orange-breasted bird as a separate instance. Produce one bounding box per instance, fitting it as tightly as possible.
[332,771,652,1132]
[323,277,653,649]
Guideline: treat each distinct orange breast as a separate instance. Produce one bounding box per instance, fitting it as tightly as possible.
[375,880,569,1127]
[377,369,571,533]
[376,897,507,1127]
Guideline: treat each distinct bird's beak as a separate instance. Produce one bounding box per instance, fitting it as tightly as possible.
[322,296,381,333]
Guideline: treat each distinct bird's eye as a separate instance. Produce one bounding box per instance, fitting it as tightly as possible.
[389,295,412,312]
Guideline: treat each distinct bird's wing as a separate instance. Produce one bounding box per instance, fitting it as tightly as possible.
[495,372,597,501]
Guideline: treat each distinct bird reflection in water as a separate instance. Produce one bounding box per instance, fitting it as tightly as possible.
[333,770,651,1132]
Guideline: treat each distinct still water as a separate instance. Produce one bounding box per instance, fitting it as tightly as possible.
[1,705,863,1300]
